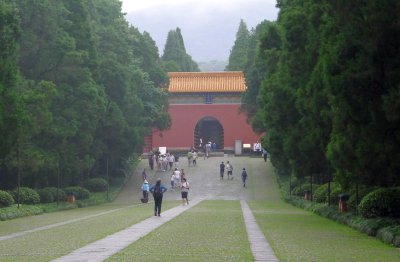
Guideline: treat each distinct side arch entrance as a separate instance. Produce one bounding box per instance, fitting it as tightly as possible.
[194,117,224,150]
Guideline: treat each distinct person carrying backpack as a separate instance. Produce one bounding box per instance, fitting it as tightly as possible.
[150,178,167,216]
[241,168,248,187]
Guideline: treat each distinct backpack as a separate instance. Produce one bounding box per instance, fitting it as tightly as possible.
[153,185,162,197]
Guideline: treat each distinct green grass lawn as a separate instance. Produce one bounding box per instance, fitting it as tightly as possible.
[0,201,180,261]
[107,200,253,262]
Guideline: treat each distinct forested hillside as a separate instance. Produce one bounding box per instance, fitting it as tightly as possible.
[229,0,400,207]
[0,0,170,190]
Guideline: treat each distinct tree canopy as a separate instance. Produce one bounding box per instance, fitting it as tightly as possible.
[0,0,170,189]
[236,0,400,188]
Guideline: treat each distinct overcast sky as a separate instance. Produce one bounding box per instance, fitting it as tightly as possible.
[121,0,279,62]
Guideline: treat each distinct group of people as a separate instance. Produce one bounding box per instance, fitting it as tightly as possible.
[219,161,248,187]
[141,167,190,216]
[187,150,198,166]
[148,151,179,171]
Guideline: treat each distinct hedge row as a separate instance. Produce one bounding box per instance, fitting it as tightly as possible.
[0,179,109,207]
[282,177,400,247]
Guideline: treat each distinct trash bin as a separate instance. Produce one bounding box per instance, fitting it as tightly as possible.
[67,192,76,203]
[338,193,349,212]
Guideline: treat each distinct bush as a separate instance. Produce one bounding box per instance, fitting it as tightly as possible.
[359,187,400,218]
[313,182,342,204]
[85,178,109,192]
[37,188,54,203]
[63,186,90,200]
[0,190,14,207]
[46,187,67,202]
[347,185,379,210]
[10,187,40,205]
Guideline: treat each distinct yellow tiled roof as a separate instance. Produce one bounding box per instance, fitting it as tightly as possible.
[168,71,247,93]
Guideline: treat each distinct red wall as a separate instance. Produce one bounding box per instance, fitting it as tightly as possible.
[152,104,261,150]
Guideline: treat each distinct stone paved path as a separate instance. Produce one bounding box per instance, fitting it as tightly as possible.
[52,156,278,261]
[241,200,278,261]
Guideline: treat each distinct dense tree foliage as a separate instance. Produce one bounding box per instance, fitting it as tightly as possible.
[0,0,170,189]
[237,0,400,189]
[161,27,200,72]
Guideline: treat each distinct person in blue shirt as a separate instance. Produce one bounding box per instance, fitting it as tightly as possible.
[141,179,150,200]
[149,178,167,216]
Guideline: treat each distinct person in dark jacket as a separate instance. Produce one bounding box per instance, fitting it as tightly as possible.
[149,178,167,216]
[241,168,248,187]
[219,161,225,180]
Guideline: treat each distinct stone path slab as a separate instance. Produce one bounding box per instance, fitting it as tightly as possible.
[52,199,203,262]
[241,200,279,262]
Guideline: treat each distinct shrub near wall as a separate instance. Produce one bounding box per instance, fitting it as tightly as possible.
[0,190,14,207]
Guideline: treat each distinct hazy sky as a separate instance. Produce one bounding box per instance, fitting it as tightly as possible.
[121,0,278,62]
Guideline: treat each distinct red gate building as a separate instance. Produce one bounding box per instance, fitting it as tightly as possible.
[144,71,261,153]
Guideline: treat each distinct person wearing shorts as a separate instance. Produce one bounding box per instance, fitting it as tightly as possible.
[181,178,190,205]
[226,161,233,180]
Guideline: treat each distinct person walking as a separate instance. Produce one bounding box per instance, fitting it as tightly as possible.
[181,178,190,205]
[141,179,150,202]
[192,151,197,166]
[149,178,167,216]
[219,161,225,180]
[241,168,248,187]
[226,161,233,180]
[170,172,176,190]
[263,148,268,162]
[142,168,147,181]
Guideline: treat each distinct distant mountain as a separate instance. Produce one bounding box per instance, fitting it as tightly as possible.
[198,60,228,72]
[124,1,277,62]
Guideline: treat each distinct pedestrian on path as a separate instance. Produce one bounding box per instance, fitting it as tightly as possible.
[181,178,190,205]
[142,168,147,181]
[170,172,176,190]
[263,148,268,162]
[241,168,248,187]
[149,178,167,216]
[141,179,150,201]
[220,161,225,180]
[181,168,186,182]
[226,161,233,180]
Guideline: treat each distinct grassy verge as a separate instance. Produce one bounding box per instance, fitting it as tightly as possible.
[248,162,400,261]
[0,201,180,261]
[250,200,400,261]
[107,200,253,261]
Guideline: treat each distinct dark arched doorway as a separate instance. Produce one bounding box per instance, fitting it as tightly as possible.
[194,117,224,150]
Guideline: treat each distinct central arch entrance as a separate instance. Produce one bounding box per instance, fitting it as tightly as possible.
[194,117,224,150]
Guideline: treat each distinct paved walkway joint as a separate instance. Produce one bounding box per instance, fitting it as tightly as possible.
[241,200,279,262]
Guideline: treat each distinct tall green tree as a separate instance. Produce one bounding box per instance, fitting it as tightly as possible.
[226,19,250,71]
[162,27,199,72]
[0,0,20,161]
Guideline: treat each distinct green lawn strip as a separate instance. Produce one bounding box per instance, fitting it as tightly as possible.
[0,203,134,236]
[107,200,253,262]
[249,201,400,261]
[0,201,180,262]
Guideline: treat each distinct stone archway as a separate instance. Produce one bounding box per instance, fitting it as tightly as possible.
[194,116,224,150]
